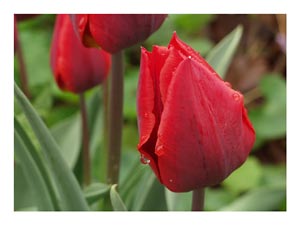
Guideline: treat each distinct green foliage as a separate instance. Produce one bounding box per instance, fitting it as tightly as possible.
[206,25,243,78]
[249,74,286,148]
[14,131,54,210]
[17,19,54,87]
[14,15,285,212]
[14,162,35,210]
[172,14,215,34]
[110,185,127,211]
[223,157,263,194]
[220,187,286,211]
[84,183,111,205]
[15,83,89,210]
[51,115,81,169]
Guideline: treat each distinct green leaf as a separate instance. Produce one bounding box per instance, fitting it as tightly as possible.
[165,189,192,211]
[17,20,54,87]
[173,14,215,34]
[222,156,263,194]
[51,115,81,169]
[220,187,286,211]
[249,74,286,142]
[15,118,60,210]
[186,37,214,56]
[14,160,36,210]
[261,165,286,189]
[131,169,156,211]
[84,183,111,205]
[33,86,53,117]
[124,69,139,121]
[119,157,147,208]
[204,188,236,211]
[110,185,127,211]
[14,131,54,211]
[206,25,243,79]
[14,83,89,211]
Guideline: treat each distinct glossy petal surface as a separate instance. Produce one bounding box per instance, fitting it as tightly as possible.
[157,58,255,192]
[137,33,255,192]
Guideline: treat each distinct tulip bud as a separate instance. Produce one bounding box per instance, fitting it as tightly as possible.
[50,14,111,93]
[137,32,255,192]
[71,14,167,53]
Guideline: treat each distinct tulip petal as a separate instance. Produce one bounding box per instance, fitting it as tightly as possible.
[137,48,161,180]
[88,14,167,53]
[51,15,111,93]
[70,14,99,48]
[156,58,255,192]
[169,32,221,81]
[159,47,184,104]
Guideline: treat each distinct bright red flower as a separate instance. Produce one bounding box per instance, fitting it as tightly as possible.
[71,14,167,53]
[137,33,255,192]
[50,14,111,93]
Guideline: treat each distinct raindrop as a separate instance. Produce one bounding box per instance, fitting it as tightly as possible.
[188,56,192,59]
[232,92,241,101]
[155,145,165,156]
[140,154,150,164]
[144,112,149,118]
[169,179,173,183]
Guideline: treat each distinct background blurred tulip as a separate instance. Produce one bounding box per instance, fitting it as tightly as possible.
[50,14,111,93]
[71,14,167,53]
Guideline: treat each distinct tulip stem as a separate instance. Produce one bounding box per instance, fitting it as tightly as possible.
[192,188,205,211]
[100,79,109,181]
[79,93,91,186]
[107,51,124,185]
[15,26,31,99]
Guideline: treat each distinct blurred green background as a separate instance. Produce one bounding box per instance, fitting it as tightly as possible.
[14,14,286,211]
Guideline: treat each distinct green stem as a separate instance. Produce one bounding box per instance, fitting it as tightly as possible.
[79,93,91,186]
[192,188,205,211]
[106,51,124,185]
[101,79,109,181]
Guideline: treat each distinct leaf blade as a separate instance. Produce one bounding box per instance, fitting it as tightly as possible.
[220,187,286,211]
[206,25,243,79]
[15,117,60,210]
[84,183,111,205]
[14,131,54,211]
[110,185,127,211]
[14,83,89,211]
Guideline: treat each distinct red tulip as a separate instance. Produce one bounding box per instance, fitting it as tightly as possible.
[71,14,167,53]
[137,33,255,192]
[50,14,111,93]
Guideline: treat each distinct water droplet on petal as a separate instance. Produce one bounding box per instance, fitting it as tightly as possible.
[155,145,165,156]
[144,112,149,118]
[225,82,232,88]
[188,55,192,59]
[140,154,150,164]
[169,179,173,183]
[232,92,241,101]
